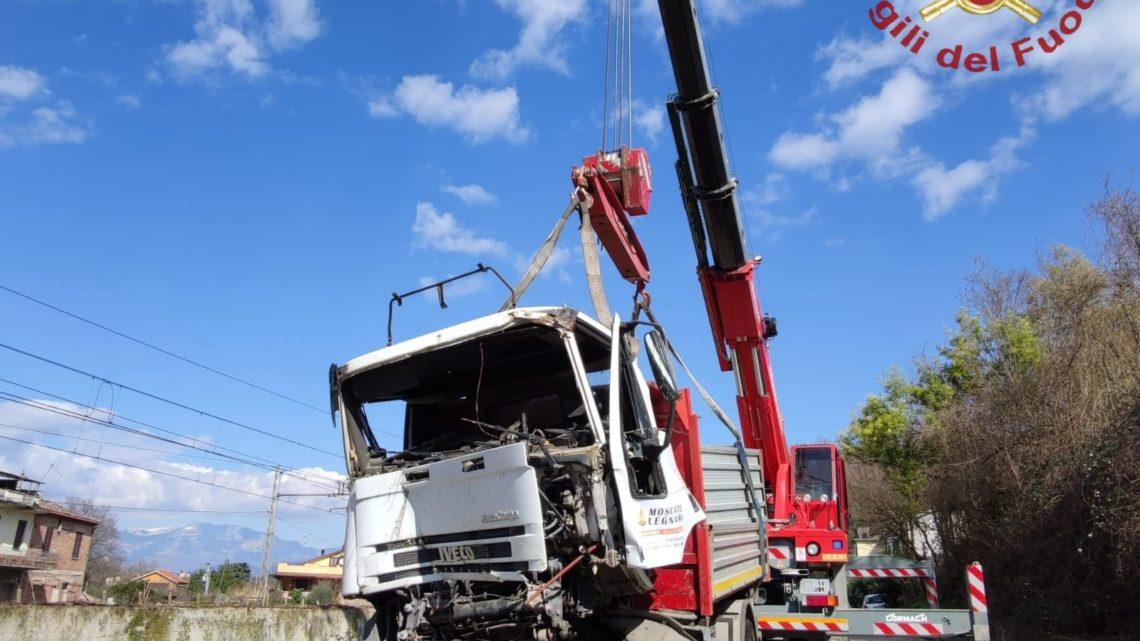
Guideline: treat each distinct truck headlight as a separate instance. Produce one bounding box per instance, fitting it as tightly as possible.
[806,542,821,556]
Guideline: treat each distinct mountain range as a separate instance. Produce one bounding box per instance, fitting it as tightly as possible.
[120,522,325,572]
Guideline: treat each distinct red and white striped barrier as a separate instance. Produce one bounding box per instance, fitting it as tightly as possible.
[848,568,929,578]
[967,562,988,613]
[924,577,939,608]
[873,621,944,636]
[758,617,848,633]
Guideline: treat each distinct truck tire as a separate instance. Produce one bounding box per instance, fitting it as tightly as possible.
[714,597,757,641]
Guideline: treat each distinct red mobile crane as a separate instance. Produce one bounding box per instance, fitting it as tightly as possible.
[574,0,849,605]
[336,2,992,638]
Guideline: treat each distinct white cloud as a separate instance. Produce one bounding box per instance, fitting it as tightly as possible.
[367,96,398,118]
[742,173,789,206]
[0,400,345,522]
[117,94,142,109]
[771,68,936,174]
[1020,1,1140,120]
[442,184,498,205]
[749,206,817,242]
[818,36,907,89]
[769,132,841,171]
[266,0,321,50]
[164,0,321,80]
[634,102,665,144]
[0,65,45,100]
[754,206,816,229]
[372,75,529,144]
[24,104,87,145]
[469,0,588,80]
[780,0,1140,220]
[412,202,509,256]
[0,65,89,148]
[417,274,487,300]
[411,202,574,284]
[912,127,1032,220]
[0,101,88,149]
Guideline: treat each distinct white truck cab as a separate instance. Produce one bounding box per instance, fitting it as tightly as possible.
[331,306,705,640]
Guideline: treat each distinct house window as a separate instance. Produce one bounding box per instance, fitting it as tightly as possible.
[42,526,54,552]
[72,533,84,560]
[13,520,27,549]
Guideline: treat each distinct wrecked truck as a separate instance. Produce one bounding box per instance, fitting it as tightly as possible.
[330,306,765,640]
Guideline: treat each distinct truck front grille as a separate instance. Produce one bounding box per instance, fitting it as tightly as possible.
[375,561,532,585]
[392,541,513,568]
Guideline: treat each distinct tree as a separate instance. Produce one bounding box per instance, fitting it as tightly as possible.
[843,183,1140,639]
[189,561,252,598]
[63,496,123,591]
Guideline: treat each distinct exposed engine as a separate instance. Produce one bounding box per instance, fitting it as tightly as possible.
[334,309,695,641]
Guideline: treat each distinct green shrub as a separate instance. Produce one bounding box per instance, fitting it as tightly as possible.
[308,583,336,606]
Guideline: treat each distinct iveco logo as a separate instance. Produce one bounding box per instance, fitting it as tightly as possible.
[482,510,520,523]
[438,545,477,562]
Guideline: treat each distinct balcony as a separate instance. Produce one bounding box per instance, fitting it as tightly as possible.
[0,550,54,570]
[0,488,40,509]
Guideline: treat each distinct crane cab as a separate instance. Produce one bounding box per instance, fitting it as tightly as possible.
[787,444,849,564]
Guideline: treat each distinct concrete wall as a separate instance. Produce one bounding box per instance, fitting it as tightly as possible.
[0,605,367,641]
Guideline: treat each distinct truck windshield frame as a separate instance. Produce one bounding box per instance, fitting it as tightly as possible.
[335,316,611,476]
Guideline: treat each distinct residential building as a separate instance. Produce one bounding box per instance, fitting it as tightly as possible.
[0,472,42,602]
[272,549,343,592]
[134,569,190,601]
[0,470,100,603]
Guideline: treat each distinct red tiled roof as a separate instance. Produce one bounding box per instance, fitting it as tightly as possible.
[37,501,102,525]
[137,569,189,585]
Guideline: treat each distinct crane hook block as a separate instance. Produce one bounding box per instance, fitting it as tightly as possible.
[583,147,653,216]
[573,147,655,285]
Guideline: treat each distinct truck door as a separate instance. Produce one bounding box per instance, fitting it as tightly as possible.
[605,317,706,568]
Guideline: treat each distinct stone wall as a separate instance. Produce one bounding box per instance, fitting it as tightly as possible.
[0,605,367,641]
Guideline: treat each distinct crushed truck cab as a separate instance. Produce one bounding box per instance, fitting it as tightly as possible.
[331,307,753,640]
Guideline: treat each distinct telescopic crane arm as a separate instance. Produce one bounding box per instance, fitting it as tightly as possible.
[656,0,792,516]
[573,0,847,540]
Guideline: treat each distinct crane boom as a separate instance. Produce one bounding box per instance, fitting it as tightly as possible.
[657,0,792,514]
[653,0,849,579]
[658,0,747,271]
[573,0,850,594]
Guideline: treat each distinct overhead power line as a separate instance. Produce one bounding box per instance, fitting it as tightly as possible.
[0,433,337,514]
[0,377,332,478]
[276,516,342,548]
[0,341,344,457]
[44,500,268,515]
[0,282,329,415]
[0,384,343,492]
[0,421,247,462]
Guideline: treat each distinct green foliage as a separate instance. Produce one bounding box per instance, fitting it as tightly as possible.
[308,583,336,606]
[188,561,252,597]
[841,184,1140,638]
[108,580,147,604]
[842,306,1043,494]
[289,588,304,604]
[842,370,924,492]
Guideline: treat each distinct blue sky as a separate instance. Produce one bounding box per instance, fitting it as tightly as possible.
[1,0,1137,551]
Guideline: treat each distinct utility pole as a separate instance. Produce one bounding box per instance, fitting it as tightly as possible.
[259,468,282,606]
